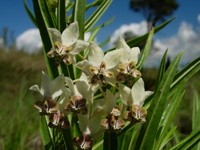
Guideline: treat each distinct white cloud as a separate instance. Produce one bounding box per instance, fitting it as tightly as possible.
[16,28,42,53]
[198,14,200,23]
[145,21,200,68]
[109,21,148,48]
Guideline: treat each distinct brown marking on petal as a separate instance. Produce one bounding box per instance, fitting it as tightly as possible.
[63,55,72,65]
[64,46,72,53]
[44,99,58,114]
[131,105,147,123]
[100,61,106,70]
[129,61,136,70]
[47,49,57,58]
[73,134,93,150]
[133,70,142,78]
[116,118,125,129]
[65,96,87,114]
[91,75,98,84]
[105,70,114,77]
[89,66,97,74]
[116,72,125,82]
[101,118,109,130]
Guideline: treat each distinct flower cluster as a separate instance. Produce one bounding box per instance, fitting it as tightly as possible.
[30,21,153,150]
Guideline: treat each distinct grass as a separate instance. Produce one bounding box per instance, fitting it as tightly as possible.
[0,48,199,149]
[0,49,46,150]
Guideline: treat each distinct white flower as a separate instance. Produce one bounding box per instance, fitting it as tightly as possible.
[119,78,152,107]
[117,36,140,64]
[119,78,153,122]
[29,71,66,115]
[78,113,103,139]
[30,71,65,100]
[116,37,142,82]
[64,73,98,114]
[76,41,121,86]
[94,90,117,115]
[47,21,89,65]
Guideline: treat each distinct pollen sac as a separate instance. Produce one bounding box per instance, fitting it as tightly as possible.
[73,134,93,150]
[48,112,69,130]
[124,105,147,124]
[34,97,58,116]
[64,96,87,115]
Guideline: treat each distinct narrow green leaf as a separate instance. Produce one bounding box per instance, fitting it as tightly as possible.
[119,125,135,150]
[85,0,112,31]
[38,0,55,28]
[24,0,37,27]
[72,0,86,78]
[169,129,200,150]
[99,36,111,48]
[136,52,183,150]
[32,0,58,78]
[57,0,66,32]
[137,27,154,70]
[154,82,185,150]
[154,49,168,90]
[128,129,138,150]
[171,123,181,144]
[192,90,200,131]
[86,0,103,10]
[170,56,200,93]
[87,17,114,32]
[40,116,54,150]
[159,126,177,150]
[73,0,86,39]
[62,128,74,150]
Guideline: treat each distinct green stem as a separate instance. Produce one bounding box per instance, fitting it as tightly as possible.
[103,131,118,150]
[62,128,74,150]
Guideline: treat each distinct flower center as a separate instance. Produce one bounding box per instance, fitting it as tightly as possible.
[89,62,114,86]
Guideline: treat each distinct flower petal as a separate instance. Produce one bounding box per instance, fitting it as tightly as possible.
[88,42,104,66]
[131,78,145,106]
[50,74,65,100]
[116,36,130,50]
[65,77,75,96]
[103,49,121,69]
[129,47,140,63]
[76,60,93,75]
[29,84,40,93]
[75,73,94,100]
[119,84,132,106]
[48,28,62,43]
[41,71,51,97]
[62,21,79,47]
[104,90,116,115]
[70,40,89,55]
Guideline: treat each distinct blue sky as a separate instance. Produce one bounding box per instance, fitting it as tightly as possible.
[0,0,200,67]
